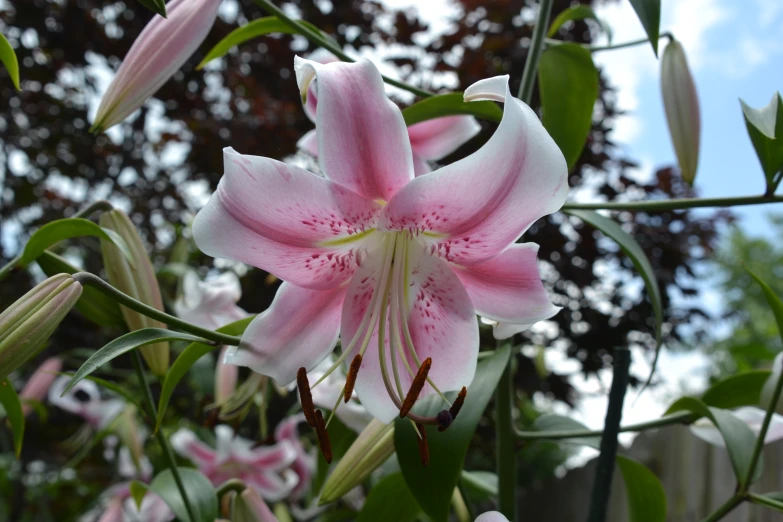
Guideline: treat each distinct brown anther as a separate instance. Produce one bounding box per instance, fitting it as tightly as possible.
[399,357,432,418]
[436,410,453,432]
[449,386,467,421]
[297,367,317,427]
[415,423,429,467]
[344,354,362,403]
[314,409,333,463]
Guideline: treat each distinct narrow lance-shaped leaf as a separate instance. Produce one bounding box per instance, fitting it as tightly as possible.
[356,473,421,522]
[0,33,20,91]
[565,210,662,388]
[63,329,209,395]
[402,92,502,126]
[628,0,661,56]
[0,379,25,457]
[616,455,667,522]
[394,345,510,522]
[547,5,612,42]
[149,468,218,522]
[701,370,771,410]
[740,94,783,192]
[538,44,599,170]
[136,0,166,17]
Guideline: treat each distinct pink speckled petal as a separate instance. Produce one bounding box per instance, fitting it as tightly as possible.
[344,241,478,423]
[193,147,382,290]
[378,75,568,265]
[170,428,216,468]
[226,282,347,385]
[294,57,414,201]
[407,116,481,161]
[454,243,561,338]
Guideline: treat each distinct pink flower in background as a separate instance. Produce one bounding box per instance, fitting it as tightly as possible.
[18,356,62,416]
[193,57,566,423]
[96,485,172,522]
[49,376,125,429]
[296,51,481,176]
[475,512,509,522]
[308,357,372,433]
[174,271,248,403]
[689,406,783,447]
[91,0,222,133]
[171,424,298,501]
[274,415,316,500]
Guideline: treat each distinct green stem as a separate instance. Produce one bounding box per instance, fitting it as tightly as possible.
[131,350,197,522]
[742,346,783,488]
[252,0,434,99]
[515,410,694,441]
[0,254,21,281]
[496,345,516,520]
[216,478,248,498]
[701,494,744,522]
[72,272,241,346]
[586,347,630,522]
[748,493,783,512]
[544,32,673,53]
[517,0,554,102]
[562,195,783,212]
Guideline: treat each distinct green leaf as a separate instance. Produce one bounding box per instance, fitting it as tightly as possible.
[18,218,134,270]
[532,413,600,449]
[460,470,498,501]
[616,456,667,522]
[356,473,421,522]
[37,250,125,328]
[666,396,761,483]
[0,379,25,457]
[538,44,598,169]
[394,345,510,522]
[547,5,612,42]
[740,94,783,187]
[0,33,20,91]
[198,17,332,69]
[628,0,661,56]
[701,370,771,409]
[149,468,218,522]
[155,316,254,432]
[136,0,166,17]
[402,92,503,126]
[64,328,208,395]
[565,209,663,388]
[129,480,149,510]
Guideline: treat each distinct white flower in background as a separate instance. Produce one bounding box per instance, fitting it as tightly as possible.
[306,357,372,433]
[48,376,125,430]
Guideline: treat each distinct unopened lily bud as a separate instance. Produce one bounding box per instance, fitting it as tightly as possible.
[320,419,394,504]
[232,487,279,522]
[761,353,783,414]
[19,356,62,416]
[99,209,169,376]
[661,38,701,185]
[0,275,82,380]
[90,0,221,133]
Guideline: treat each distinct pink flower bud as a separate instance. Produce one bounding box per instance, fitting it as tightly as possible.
[19,356,62,416]
[91,0,221,133]
[232,487,278,522]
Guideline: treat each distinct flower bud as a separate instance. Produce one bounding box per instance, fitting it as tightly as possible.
[99,209,169,376]
[319,419,394,504]
[19,356,62,416]
[90,0,222,133]
[0,275,82,380]
[231,487,278,522]
[761,353,783,414]
[661,38,701,185]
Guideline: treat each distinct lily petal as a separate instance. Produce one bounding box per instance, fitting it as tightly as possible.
[296,129,319,157]
[454,243,560,338]
[294,57,414,201]
[226,282,346,385]
[193,147,382,289]
[407,116,481,161]
[19,356,62,416]
[344,242,479,423]
[275,415,316,499]
[378,75,567,264]
[170,428,216,467]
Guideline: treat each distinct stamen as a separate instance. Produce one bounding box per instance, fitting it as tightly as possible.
[415,423,430,467]
[297,367,317,427]
[449,386,467,420]
[314,409,333,463]
[344,354,362,403]
[400,357,432,418]
[436,410,453,432]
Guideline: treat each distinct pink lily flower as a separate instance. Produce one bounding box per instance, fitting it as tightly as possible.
[171,424,299,501]
[18,356,62,416]
[48,376,125,429]
[232,487,279,522]
[475,512,509,522]
[91,0,222,133]
[308,357,372,433]
[275,415,316,500]
[174,271,248,403]
[296,51,481,176]
[689,406,783,447]
[95,484,172,522]
[192,57,566,423]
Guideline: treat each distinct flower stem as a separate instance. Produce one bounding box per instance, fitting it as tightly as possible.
[515,410,694,441]
[748,492,783,512]
[495,343,516,520]
[586,347,630,522]
[131,350,197,522]
[517,0,554,103]
[562,194,783,212]
[252,0,434,99]
[544,32,673,53]
[72,272,242,346]
[701,494,744,522]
